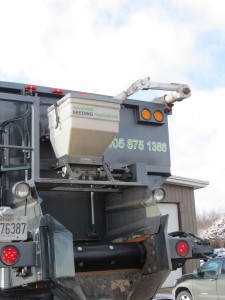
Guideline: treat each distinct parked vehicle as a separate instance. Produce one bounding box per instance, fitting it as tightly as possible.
[174,257,225,300]
[214,248,225,258]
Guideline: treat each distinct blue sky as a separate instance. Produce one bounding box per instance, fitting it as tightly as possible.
[0,0,225,214]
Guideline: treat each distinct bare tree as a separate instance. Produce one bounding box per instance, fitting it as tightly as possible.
[197,210,225,248]
[196,210,223,233]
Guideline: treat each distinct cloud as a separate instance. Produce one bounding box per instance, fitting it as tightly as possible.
[0,0,218,94]
[0,0,225,213]
[168,87,225,213]
[171,0,225,31]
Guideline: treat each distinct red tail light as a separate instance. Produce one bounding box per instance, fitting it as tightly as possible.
[24,84,37,90]
[176,240,189,256]
[1,246,19,265]
[52,88,63,94]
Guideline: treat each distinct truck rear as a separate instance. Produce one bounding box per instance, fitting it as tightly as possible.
[0,78,213,300]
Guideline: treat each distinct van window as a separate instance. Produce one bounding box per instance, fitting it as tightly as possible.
[200,259,220,277]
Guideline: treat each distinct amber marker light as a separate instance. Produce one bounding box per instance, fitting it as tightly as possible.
[141,108,151,120]
[153,110,164,122]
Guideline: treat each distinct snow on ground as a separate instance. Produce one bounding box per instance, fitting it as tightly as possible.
[199,217,225,240]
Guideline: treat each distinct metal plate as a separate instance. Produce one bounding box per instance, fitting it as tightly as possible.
[0,216,28,241]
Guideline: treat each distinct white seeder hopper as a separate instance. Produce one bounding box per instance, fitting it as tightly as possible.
[48,93,121,159]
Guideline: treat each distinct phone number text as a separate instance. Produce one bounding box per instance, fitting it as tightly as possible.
[109,138,167,152]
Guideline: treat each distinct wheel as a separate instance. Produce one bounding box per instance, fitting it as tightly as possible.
[176,290,193,300]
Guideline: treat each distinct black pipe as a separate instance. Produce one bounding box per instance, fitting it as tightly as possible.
[74,242,146,272]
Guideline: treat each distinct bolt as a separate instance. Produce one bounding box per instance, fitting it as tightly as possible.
[109,245,114,250]
[77,246,82,251]
[37,271,42,278]
[79,262,84,267]
[182,87,191,95]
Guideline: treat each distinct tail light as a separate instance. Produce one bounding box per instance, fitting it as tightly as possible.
[176,240,189,256]
[24,84,37,90]
[1,246,19,265]
[52,88,64,94]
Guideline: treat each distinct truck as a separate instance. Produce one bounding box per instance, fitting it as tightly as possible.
[0,77,213,300]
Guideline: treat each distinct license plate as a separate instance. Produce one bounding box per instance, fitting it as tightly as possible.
[0,216,28,241]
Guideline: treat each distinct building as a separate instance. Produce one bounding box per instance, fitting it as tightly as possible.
[158,175,209,287]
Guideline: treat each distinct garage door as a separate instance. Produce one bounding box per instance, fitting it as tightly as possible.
[157,203,182,287]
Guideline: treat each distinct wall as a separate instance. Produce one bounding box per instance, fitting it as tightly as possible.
[162,183,200,273]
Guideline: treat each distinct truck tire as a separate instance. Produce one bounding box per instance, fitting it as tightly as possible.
[176,290,193,300]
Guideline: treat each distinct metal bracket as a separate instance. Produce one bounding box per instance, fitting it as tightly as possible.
[115,76,191,104]
[0,206,14,216]
[53,102,60,129]
[63,159,77,180]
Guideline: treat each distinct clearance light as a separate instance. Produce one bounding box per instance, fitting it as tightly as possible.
[152,188,165,202]
[141,108,151,120]
[52,88,64,94]
[176,240,189,256]
[12,182,31,200]
[153,110,164,122]
[79,91,88,95]
[24,84,37,90]
[1,246,19,265]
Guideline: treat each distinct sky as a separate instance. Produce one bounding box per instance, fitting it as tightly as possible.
[0,0,225,214]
